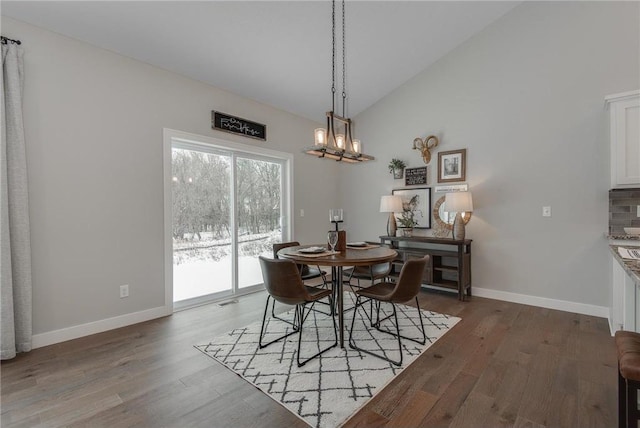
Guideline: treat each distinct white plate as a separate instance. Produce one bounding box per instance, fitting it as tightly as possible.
[347,242,367,247]
[299,246,326,254]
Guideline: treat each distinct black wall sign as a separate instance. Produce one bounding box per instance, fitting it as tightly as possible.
[212,111,266,141]
[405,167,428,186]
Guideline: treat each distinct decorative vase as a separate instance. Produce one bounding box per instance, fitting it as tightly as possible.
[452,212,465,240]
[393,168,404,179]
[401,228,413,237]
[387,213,397,237]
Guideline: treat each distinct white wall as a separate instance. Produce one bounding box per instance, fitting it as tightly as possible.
[1,17,341,339]
[3,1,638,343]
[341,1,639,310]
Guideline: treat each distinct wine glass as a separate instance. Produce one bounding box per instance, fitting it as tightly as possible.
[328,231,338,252]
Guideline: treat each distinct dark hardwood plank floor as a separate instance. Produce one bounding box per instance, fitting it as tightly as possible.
[1,286,616,427]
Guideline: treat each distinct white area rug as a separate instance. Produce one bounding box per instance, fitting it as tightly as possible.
[195,294,460,428]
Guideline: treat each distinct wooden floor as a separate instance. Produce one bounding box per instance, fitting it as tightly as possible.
[1,287,616,427]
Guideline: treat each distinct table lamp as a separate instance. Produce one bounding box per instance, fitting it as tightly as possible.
[380,195,403,237]
[444,191,473,240]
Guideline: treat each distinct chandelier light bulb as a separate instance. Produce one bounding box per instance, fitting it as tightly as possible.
[352,139,361,154]
[314,128,327,146]
[335,134,346,150]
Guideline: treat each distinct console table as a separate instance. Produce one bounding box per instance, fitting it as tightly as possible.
[379,236,472,301]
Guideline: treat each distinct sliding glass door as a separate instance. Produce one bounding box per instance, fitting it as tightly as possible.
[236,157,283,289]
[168,133,290,308]
[172,147,233,302]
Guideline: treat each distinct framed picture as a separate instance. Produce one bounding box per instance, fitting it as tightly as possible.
[392,187,431,229]
[404,166,427,186]
[438,149,466,183]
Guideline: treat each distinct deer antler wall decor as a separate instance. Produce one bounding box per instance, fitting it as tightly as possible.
[412,135,439,164]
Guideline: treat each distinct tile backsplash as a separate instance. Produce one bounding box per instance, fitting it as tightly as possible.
[610,188,640,234]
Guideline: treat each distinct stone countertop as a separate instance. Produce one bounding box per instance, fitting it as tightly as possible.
[610,245,640,286]
[609,234,640,241]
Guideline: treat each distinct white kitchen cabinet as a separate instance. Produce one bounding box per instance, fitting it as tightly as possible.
[610,245,640,335]
[607,90,640,188]
[611,252,635,332]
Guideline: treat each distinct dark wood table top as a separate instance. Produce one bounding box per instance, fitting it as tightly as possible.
[277,244,397,267]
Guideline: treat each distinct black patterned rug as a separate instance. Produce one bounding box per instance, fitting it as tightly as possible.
[195,293,459,428]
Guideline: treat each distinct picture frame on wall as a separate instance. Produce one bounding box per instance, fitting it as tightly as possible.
[404,166,428,186]
[392,187,432,229]
[438,149,466,183]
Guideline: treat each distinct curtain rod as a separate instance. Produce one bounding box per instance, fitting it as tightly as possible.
[1,36,22,45]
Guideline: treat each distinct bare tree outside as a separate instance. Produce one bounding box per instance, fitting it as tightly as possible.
[172,148,283,301]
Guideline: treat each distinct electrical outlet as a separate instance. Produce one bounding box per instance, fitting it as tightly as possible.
[120,284,129,298]
[542,206,551,217]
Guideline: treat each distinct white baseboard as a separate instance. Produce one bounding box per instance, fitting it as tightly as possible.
[30,287,611,348]
[31,306,170,349]
[472,287,610,319]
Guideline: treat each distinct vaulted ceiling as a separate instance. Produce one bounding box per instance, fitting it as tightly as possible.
[2,1,519,121]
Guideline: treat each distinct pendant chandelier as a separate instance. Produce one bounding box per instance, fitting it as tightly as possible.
[304,0,374,163]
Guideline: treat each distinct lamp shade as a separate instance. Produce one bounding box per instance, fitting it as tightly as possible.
[380,195,403,213]
[445,191,473,213]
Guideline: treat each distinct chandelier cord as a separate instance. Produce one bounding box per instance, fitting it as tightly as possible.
[341,0,346,118]
[331,0,336,113]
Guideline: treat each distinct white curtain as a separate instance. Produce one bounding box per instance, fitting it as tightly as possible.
[1,41,32,360]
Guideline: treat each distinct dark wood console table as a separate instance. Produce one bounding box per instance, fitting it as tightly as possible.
[379,236,472,301]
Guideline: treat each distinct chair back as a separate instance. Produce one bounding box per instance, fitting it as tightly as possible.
[388,256,429,303]
[353,262,392,279]
[259,256,311,305]
[273,241,300,259]
[369,242,392,278]
[273,241,316,276]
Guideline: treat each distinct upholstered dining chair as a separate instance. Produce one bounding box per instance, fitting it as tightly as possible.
[343,241,392,290]
[258,256,338,367]
[273,241,328,286]
[342,263,392,290]
[272,241,332,317]
[348,255,429,366]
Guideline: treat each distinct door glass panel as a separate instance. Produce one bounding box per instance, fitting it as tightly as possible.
[172,147,232,302]
[237,157,283,289]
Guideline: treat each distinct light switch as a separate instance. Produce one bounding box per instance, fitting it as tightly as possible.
[300,209,305,217]
[542,206,551,217]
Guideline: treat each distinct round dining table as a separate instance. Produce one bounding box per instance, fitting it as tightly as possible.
[277,244,398,348]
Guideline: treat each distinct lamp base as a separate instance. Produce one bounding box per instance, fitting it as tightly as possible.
[387,213,397,237]
[452,212,466,240]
